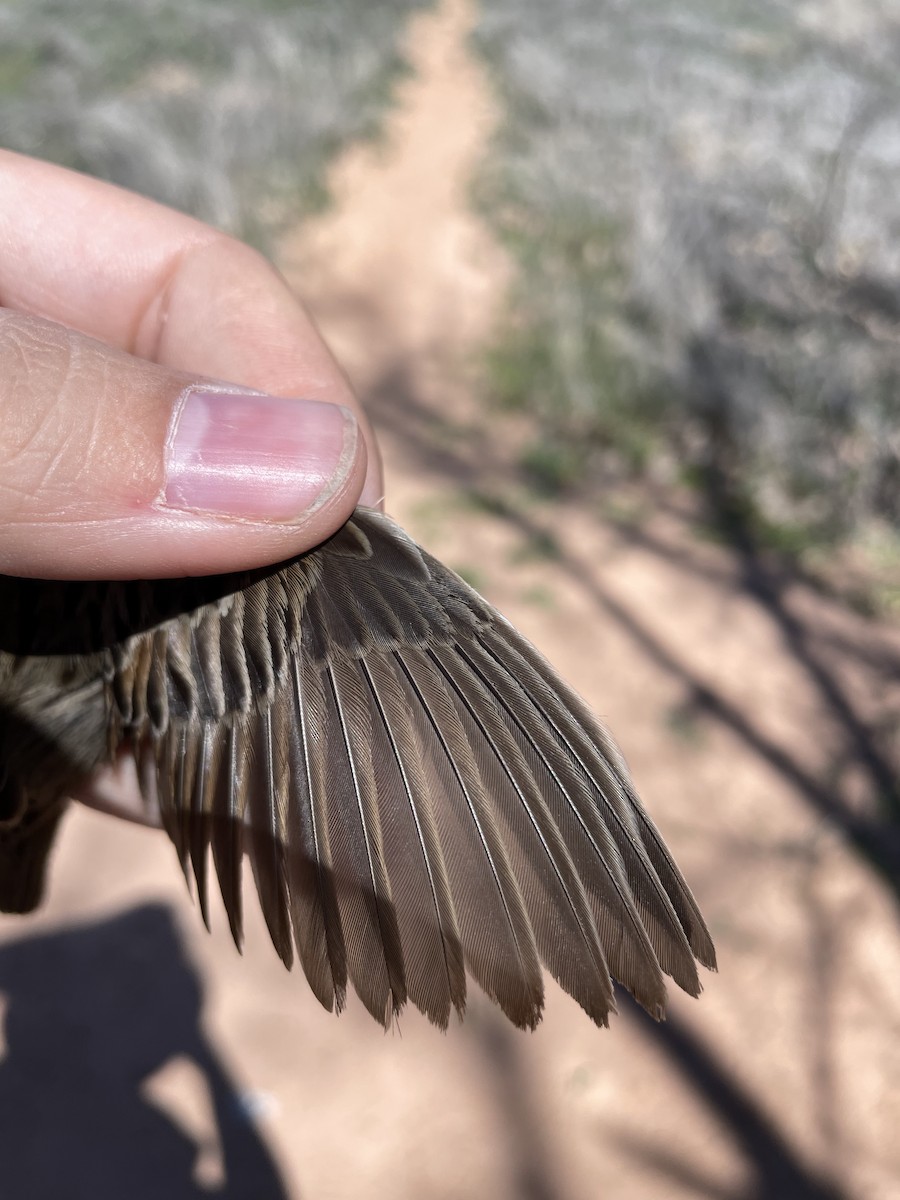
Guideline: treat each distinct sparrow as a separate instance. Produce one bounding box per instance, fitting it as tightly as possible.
[0,507,715,1029]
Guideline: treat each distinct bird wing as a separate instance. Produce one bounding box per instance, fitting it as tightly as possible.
[116,508,715,1029]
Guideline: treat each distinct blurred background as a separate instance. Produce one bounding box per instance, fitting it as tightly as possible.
[1,0,899,1196]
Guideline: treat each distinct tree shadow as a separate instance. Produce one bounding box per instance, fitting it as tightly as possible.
[468,1008,569,1200]
[363,355,900,902]
[0,903,289,1200]
[615,999,845,1200]
[600,504,900,684]
[701,469,900,824]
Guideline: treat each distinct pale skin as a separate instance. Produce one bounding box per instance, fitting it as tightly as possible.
[0,148,385,822]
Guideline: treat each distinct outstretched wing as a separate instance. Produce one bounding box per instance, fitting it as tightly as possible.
[116,508,715,1030]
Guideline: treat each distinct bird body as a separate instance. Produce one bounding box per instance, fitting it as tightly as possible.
[0,508,715,1029]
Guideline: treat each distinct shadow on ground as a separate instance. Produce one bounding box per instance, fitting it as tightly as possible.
[619,1000,845,1200]
[363,347,897,1198]
[365,352,900,902]
[0,904,288,1200]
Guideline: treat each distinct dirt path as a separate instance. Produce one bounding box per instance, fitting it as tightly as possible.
[1,2,898,1198]
[280,0,509,496]
[287,2,900,1195]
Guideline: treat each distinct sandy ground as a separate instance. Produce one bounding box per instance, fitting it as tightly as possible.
[2,2,899,1198]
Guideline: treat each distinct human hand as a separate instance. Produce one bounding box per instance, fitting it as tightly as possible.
[0,148,382,581]
[0,148,383,818]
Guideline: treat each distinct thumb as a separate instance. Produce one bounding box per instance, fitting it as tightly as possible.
[0,310,366,579]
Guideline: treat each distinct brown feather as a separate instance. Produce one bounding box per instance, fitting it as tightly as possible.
[284,651,346,1012]
[211,715,251,950]
[428,644,616,1024]
[361,653,467,1027]
[325,657,408,1023]
[0,507,715,1031]
[394,646,545,1028]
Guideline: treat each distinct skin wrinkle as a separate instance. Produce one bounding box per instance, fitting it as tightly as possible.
[76,347,120,498]
[130,234,217,363]
[0,321,78,493]
[47,337,106,496]
[152,239,262,369]
[0,314,173,528]
[82,348,167,504]
[0,479,57,512]
[2,322,114,511]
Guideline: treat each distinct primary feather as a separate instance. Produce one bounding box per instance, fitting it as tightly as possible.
[0,508,715,1029]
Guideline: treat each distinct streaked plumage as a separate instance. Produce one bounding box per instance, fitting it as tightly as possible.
[0,507,715,1029]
